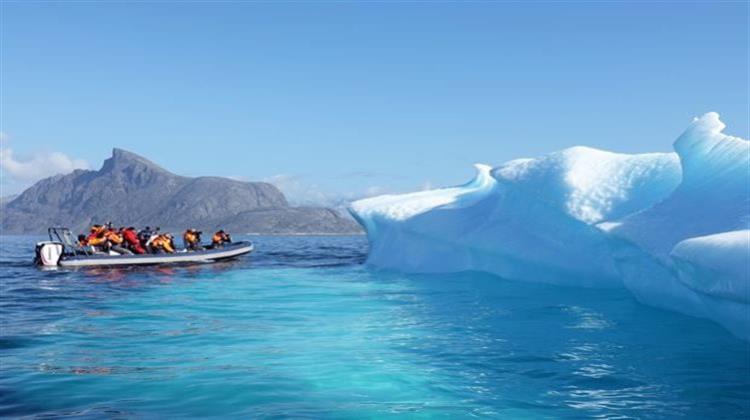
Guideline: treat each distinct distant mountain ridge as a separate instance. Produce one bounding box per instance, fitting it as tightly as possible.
[1,148,362,235]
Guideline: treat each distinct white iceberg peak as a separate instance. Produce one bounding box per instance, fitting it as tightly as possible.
[350,163,496,223]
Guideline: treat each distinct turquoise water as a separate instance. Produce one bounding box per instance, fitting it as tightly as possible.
[1,235,749,418]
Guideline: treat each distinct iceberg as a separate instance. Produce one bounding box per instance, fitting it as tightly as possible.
[605,113,750,335]
[670,230,750,340]
[671,230,750,304]
[609,113,749,260]
[351,147,681,288]
[350,113,750,340]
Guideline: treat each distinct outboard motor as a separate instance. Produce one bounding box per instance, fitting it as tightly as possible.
[34,241,64,266]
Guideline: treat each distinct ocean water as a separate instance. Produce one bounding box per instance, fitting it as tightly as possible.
[1,235,748,419]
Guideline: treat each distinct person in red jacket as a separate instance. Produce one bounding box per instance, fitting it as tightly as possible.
[121,227,146,254]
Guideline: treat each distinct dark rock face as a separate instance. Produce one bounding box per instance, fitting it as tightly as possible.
[1,148,361,235]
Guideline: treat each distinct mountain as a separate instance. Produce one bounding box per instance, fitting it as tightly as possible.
[0,195,18,206]
[1,148,362,235]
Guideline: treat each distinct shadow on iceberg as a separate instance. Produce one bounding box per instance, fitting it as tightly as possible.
[350,113,750,341]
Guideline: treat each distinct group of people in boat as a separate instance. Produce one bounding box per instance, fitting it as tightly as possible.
[77,223,233,255]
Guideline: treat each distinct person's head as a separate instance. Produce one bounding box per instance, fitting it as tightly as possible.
[78,234,86,241]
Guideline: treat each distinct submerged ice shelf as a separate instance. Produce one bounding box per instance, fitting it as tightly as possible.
[350,113,750,340]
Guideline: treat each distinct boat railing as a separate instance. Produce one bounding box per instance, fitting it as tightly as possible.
[48,227,93,256]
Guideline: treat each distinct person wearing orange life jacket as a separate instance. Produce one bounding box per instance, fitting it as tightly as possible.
[147,227,162,252]
[151,233,176,254]
[86,225,108,251]
[183,229,203,251]
[211,230,232,248]
[104,227,133,255]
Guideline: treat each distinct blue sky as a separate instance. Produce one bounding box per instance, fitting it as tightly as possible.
[1,1,748,201]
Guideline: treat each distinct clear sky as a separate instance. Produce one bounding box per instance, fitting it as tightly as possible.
[1,1,748,202]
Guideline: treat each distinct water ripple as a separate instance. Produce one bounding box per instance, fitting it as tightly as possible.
[1,235,749,418]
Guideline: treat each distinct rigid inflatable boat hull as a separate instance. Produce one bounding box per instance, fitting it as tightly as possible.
[58,242,254,267]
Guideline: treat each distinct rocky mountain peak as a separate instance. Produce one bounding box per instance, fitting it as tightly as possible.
[101,148,170,174]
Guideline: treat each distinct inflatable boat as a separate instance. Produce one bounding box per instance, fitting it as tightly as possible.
[35,227,254,268]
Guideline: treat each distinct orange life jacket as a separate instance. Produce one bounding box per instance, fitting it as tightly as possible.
[105,230,123,244]
[87,232,107,246]
[184,231,198,245]
[151,235,175,253]
[213,231,231,245]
